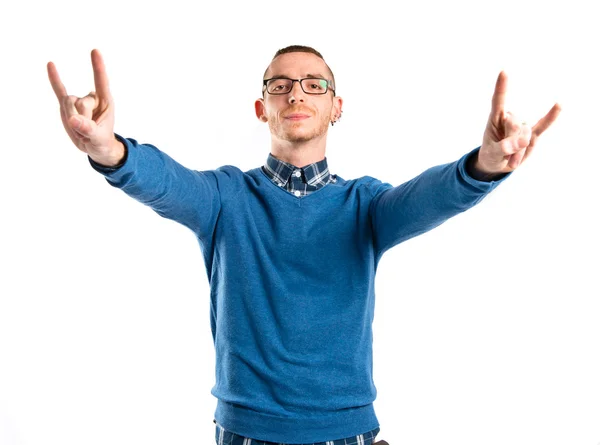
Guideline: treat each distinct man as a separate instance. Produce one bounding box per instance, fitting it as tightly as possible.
[47,45,560,445]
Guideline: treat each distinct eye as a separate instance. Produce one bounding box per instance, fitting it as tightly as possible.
[304,79,327,92]
[268,79,292,93]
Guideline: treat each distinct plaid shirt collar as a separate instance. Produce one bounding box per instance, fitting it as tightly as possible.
[261,153,336,195]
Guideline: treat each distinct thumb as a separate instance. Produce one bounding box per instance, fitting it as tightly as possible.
[516,124,532,149]
[500,124,532,154]
[69,115,98,138]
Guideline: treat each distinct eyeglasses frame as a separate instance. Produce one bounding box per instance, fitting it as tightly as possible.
[262,77,336,96]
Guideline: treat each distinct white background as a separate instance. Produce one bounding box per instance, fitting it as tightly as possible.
[1,1,598,444]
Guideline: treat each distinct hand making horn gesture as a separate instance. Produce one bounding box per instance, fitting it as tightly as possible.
[477,71,561,176]
[47,49,125,167]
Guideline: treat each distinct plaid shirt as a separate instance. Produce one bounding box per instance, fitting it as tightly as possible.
[215,420,381,445]
[261,153,337,197]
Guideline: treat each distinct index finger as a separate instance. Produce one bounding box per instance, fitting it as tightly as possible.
[491,70,508,118]
[91,49,112,101]
[47,61,68,101]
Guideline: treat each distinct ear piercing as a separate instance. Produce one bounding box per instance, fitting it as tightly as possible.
[331,110,343,126]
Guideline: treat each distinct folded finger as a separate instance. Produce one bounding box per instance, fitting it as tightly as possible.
[508,148,526,169]
[63,96,80,120]
[503,111,522,138]
[74,93,98,119]
[63,96,90,136]
[499,125,532,156]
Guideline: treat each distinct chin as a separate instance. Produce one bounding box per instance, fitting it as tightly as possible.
[270,119,328,143]
[283,127,327,143]
[284,132,317,143]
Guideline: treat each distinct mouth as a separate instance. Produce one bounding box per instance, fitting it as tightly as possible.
[284,113,311,121]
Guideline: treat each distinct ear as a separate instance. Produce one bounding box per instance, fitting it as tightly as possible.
[330,95,343,122]
[255,98,268,122]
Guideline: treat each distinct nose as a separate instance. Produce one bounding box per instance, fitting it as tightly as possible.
[288,80,305,104]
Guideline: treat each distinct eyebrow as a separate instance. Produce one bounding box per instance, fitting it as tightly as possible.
[267,73,328,80]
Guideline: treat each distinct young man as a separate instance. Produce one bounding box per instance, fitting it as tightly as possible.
[47,46,560,445]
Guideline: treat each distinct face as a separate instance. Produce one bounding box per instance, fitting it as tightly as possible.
[255,52,342,144]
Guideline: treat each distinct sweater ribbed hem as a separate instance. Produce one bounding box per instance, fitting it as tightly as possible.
[214,400,379,443]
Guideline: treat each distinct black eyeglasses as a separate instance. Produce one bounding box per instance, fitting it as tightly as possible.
[263,77,335,95]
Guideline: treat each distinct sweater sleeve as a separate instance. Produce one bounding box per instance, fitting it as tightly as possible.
[368,147,511,258]
[88,133,225,242]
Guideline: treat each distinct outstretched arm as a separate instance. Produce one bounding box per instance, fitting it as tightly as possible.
[47,50,224,240]
[370,72,561,257]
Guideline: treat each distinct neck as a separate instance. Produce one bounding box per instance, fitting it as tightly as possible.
[270,134,327,168]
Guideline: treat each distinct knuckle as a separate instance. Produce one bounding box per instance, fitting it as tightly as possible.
[75,96,94,113]
[500,140,514,155]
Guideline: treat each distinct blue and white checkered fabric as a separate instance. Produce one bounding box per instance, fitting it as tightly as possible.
[214,421,380,445]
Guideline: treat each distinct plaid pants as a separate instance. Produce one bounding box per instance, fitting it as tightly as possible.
[214,420,381,445]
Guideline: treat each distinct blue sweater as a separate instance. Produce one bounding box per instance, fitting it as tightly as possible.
[91,135,507,443]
